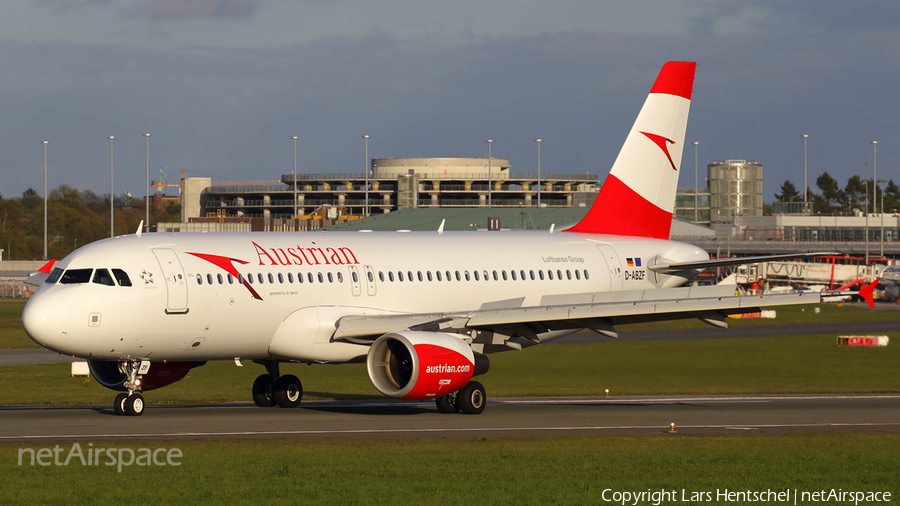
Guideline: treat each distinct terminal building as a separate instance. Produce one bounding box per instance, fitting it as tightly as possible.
[180,157,600,229]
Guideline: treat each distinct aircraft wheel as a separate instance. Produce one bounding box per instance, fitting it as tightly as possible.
[458,381,486,415]
[273,374,303,408]
[435,391,460,413]
[252,374,275,407]
[114,393,128,416]
[125,393,145,416]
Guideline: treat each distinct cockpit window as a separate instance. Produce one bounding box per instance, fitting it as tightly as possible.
[92,269,115,286]
[112,269,132,287]
[45,268,63,284]
[60,269,93,284]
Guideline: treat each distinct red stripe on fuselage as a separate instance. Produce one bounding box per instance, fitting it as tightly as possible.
[564,175,672,239]
[648,61,696,100]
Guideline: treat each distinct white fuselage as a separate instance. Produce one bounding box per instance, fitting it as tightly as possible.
[22,230,708,364]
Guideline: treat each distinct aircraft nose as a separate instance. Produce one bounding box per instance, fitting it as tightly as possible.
[22,291,73,353]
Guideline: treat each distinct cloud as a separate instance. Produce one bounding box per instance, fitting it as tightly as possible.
[123,0,261,21]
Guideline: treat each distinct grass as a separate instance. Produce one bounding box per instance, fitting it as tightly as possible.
[0,300,30,349]
[2,333,898,406]
[2,435,898,505]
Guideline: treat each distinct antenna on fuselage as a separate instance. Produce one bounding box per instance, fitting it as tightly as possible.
[136,220,144,238]
[438,219,445,235]
[549,224,555,234]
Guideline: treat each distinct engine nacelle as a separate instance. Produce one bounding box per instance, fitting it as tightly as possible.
[366,331,486,400]
[87,360,203,392]
[884,284,900,302]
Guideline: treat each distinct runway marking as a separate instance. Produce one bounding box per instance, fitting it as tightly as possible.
[3,422,900,441]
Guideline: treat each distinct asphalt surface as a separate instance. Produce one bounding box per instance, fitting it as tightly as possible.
[1,394,898,443]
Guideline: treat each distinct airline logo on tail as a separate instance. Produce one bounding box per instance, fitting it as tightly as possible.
[640,132,678,171]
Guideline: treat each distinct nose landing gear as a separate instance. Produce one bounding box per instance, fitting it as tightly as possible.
[113,359,146,416]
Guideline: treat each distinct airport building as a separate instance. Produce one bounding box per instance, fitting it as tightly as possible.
[181,157,600,228]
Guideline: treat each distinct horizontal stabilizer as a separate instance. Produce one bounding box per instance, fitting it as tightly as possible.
[649,252,839,275]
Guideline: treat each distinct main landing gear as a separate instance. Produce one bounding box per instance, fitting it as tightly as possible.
[252,361,303,408]
[113,359,145,416]
[435,381,486,415]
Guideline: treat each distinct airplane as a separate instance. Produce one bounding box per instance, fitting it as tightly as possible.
[878,265,900,301]
[21,61,876,417]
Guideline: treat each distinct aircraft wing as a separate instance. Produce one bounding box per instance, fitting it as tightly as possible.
[332,284,831,350]
[22,260,56,287]
[648,252,839,276]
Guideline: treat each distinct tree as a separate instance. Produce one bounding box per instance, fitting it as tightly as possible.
[774,180,800,202]
[815,172,844,214]
[843,175,867,212]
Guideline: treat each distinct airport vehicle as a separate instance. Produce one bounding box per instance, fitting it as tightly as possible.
[22,62,874,416]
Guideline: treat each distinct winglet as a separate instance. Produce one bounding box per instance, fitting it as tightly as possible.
[858,278,880,309]
[37,259,56,274]
[136,220,144,238]
[438,219,445,235]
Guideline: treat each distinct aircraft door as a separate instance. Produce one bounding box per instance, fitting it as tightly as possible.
[364,265,377,296]
[153,248,189,313]
[348,265,362,296]
[596,245,623,291]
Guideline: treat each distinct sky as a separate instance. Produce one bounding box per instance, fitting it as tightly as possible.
[2,0,899,203]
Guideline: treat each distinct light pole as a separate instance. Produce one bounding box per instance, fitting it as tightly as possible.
[535,139,542,208]
[363,135,370,217]
[144,134,151,233]
[291,136,298,223]
[486,139,493,208]
[872,140,878,260]
[108,136,115,237]
[693,141,699,223]
[802,135,809,211]
[42,141,48,260]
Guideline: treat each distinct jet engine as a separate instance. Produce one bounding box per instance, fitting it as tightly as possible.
[87,360,204,392]
[366,331,489,400]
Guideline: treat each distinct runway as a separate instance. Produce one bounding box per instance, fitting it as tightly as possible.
[2,394,898,444]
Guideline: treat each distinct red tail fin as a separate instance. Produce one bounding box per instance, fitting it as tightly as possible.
[858,278,879,309]
[567,61,696,238]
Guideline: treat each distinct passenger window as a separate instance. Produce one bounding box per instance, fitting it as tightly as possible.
[112,269,132,287]
[46,268,63,284]
[529,270,535,280]
[287,273,293,283]
[338,272,344,283]
[436,271,442,281]
[367,271,374,283]
[328,272,334,283]
[92,269,115,286]
[566,270,572,280]
[398,271,404,282]
[548,270,554,280]
[417,271,423,282]
[278,273,284,284]
[378,272,384,282]
[557,270,562,280]
[474,271,480,281]
[483,270,489,281]
[60,268,93,284]
[455,271,461,281]
[464,271,470,281]
[228,274,234,284]
[246,274,253,284]
[584,270,590,280]
[538,270,544,280]
[352,271,358,283]
[307,273,314,283]
[217,273,224,284]
[258,274,265,284]
[408,271,413,282]
[388,271,394,282]
[446,271,451,281]
[297,273,304,284]
[317,273,324,283]
[492,270,498,281]
[196,275,203,285]
[520,270,525,280]
[207,274,214,285]
[575,270,581,280]
[510,270,516,281]
[238,274,244,285]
